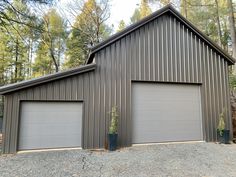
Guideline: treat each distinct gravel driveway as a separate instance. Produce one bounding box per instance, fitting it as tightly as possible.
[0,142,236,177]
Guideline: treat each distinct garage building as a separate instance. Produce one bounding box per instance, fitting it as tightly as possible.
[0,5,234,154]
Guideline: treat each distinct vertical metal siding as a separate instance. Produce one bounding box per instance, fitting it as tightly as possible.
[2,13,232,153]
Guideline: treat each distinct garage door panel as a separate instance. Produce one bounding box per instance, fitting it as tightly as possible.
[21,127,81,136]
[21,120,81,128]
[134,133,202,143]
[132,83,203,144]
[20,136,81,149]
[19,102,82,150]
[133,123,201,134]
[135,101,200,110]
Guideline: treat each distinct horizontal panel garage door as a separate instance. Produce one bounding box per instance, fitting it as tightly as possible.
[132,83,203,144]
[19,102,82,150]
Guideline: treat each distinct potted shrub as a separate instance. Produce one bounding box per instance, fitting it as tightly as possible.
[108,106,118,151]
[217,110,230,144]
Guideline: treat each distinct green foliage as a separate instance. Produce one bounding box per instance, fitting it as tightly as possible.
[33,43,53,76]
[130,8,141,23]
[180,0,229,49]
[34,8,67,75]
[108,106,118,134]
[117,20,126,32]
[140,0,152,18]
[64,29,87,68]
[64,0,111,68]
[229,72,236,90]
[0,32,12,85]
[130,0,152,24]
[0,0,111,85]
[0,0,37,84]
[0,0,55,31]
[217,110,226,136]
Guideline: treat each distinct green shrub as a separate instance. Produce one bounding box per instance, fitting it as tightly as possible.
[217,110,226,136]
[108,106,118,134]
[229,71,236,90]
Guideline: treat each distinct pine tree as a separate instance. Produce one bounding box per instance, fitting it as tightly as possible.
[34,8,67,75]
[130,8,141,23]
[130,0,152,24]
[64,0,111,68]
[140,0,152,18]
[0,0,36,83]
[117,20,126,32]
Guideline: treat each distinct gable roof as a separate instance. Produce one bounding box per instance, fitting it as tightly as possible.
[86,4,235,65]
[0,63,96,94]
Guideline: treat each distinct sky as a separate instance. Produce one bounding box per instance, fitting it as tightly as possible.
[57,0,162,30]
[107,0,141,27]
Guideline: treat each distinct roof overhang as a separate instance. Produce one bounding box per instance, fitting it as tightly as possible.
[85,4,235,65]
[0,63,96,95]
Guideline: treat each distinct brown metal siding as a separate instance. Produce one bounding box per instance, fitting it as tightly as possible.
[2,13,232,153]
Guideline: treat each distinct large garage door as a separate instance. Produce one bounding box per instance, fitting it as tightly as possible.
[132,83,203,144]
[19,102,82,150]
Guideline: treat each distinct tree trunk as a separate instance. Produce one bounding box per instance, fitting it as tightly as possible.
[57,39,61,69]
[27,38,31,79]
[215,0,222,47]
[15,38,19,82]
[0,53,5,85]
[49,48,59,72]
[30,38,33,77]
[96,19,100,44]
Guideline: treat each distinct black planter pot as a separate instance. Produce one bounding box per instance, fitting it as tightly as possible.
[217,129,230,144]
[108,133,118,151]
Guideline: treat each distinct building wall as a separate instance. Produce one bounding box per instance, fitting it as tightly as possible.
[2,13,232,153]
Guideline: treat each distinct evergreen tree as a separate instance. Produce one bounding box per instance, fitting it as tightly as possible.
[140,0,152,18]
[180,0,229,49]
[227,0,236,59]
[130,8,141,23]
[65,29,87,68]
[64,0,111,68]
[34,8,67,75]
[0,0,55,27]
[0,0,37,83]
[130,0,152,24]
[117,20,126,32]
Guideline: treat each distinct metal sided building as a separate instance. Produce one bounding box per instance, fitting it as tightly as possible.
[0,5,235,154]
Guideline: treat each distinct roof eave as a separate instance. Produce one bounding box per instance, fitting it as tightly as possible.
[0,63,96,95]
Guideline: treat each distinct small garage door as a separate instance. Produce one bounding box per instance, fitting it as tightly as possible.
[18,102,82,150]
[132,83,203,144]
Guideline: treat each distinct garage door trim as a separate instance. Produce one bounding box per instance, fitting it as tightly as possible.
[131,80,202,85]
[17,100,84,151]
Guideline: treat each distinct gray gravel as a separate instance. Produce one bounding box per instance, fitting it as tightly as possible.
[0,142,236,177]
